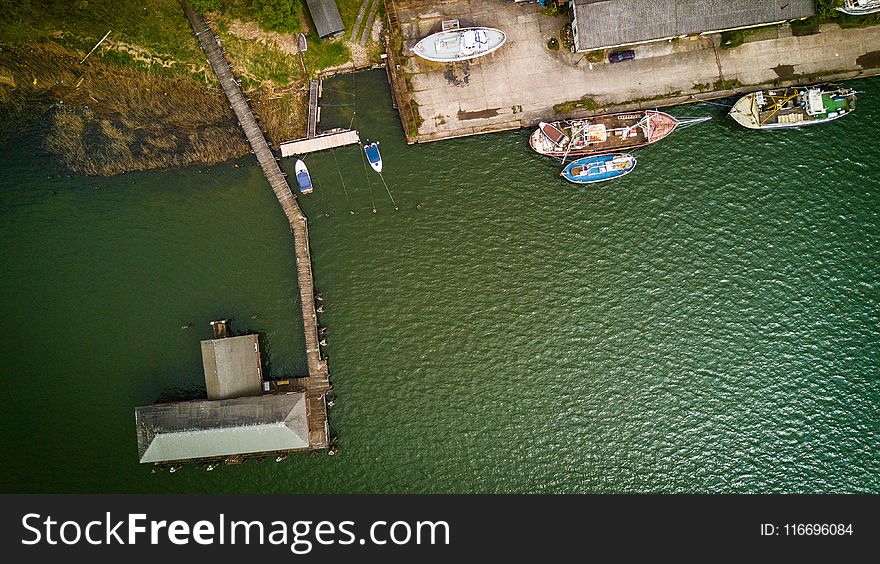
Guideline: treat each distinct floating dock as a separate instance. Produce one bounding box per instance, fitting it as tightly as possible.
[280,129,361,157]
[182,3,331,452]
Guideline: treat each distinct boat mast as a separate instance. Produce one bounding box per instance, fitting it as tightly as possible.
[759,90,798,125]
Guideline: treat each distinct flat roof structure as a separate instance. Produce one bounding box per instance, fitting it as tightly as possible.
[200,334,262,400]
[570,0,815,51]
[135,393,309,464]
[305,0,345,38]
[280,129,360,157]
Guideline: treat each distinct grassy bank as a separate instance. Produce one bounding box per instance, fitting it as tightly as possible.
[0,41,249,175]
[0,0,381,175]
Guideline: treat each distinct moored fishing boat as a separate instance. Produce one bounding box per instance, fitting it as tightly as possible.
[838,0,880,15]
[728,85,857,130]
[560,153,636,184]
[364,142,382,173]
[412,27,506,62]
[294,159,313,195]
[530,110,679,158]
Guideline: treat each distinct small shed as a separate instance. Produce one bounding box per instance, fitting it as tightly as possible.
[305,0,345,39]
[200,334,263,400]
[135,393,310,464]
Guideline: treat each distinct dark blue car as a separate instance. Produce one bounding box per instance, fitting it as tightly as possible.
[608,49,635,63]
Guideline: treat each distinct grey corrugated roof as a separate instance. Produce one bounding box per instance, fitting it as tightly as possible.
[305,0,345,38]
[572,0,816,51]
[135,393,309,463]
[200,334,262,400]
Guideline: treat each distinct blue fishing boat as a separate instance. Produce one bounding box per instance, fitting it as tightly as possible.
[364,142,382,173]
[294,159,313,194]
[560,153,636,184]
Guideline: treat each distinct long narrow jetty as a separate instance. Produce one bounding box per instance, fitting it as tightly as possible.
[307,79,321,138]
[181,2,330,450]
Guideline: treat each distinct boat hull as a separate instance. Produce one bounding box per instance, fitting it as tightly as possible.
[560,153,636,184]
[294,159,313,194]
[530,110,678,158]
[838,0,880,15]
[728,86,857,130]
[412,27,506,62]
[364,142,382,173]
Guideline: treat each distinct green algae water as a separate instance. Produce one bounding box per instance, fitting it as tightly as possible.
[1,70,878,493]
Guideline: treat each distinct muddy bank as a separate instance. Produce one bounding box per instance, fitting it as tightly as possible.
[0,41,304,176]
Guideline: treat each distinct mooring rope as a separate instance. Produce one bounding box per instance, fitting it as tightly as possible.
[379,173,398,211]
[314,175,331,218]
[676,116,714,128]
[331,148,355,215]
[695,99,734,108]
[322,88,355,96]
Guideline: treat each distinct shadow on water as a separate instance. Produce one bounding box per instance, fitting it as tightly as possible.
[154,384,207,404]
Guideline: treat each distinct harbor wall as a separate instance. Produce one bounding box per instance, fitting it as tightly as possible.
[384,0,880,144]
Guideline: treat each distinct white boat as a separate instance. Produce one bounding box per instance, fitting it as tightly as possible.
[364,142,382,173]
[411,27,506,62]
[838,0,880,15]
[728,85,857,130]
[294,159,313,195]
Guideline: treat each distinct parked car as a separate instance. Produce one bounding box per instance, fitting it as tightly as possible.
[608,49,635,63]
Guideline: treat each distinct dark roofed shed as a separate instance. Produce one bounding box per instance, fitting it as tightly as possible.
[305,0,345,39]
[571,0,816,51]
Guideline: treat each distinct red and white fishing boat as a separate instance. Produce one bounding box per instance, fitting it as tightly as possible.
[529,110,680,158]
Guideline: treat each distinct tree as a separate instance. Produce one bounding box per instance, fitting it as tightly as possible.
[817,0,845,19]
[248,0,302,33]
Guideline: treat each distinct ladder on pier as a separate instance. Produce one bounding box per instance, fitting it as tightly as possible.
[385,0,399,29]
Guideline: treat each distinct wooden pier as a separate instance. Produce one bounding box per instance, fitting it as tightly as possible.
[307,79,321,138]
[182,2,330,451]
[280,78,359,157]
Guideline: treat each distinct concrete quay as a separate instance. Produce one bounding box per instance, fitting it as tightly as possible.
[386,0,880,143]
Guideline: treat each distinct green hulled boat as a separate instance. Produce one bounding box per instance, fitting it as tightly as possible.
[729,85,857,130]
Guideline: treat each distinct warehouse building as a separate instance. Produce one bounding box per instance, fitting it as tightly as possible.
[569,0,816,52]
[134,321,311,466]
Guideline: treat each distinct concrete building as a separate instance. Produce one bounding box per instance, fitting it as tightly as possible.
[305,0,345,38]
[569,0,816,52]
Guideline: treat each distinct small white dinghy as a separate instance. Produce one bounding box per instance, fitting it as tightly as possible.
[294,159,313,195]
[412,27,506,62]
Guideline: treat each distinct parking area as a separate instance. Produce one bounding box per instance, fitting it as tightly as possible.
[392,0,880,142]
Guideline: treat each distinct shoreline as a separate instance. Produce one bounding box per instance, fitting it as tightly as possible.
[401,67,880,146]
[0,1,386,177]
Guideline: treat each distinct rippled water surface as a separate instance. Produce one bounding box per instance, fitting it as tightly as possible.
[1,70,878,492]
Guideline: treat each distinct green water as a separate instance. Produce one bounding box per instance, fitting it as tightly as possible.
[1,70,878,493]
